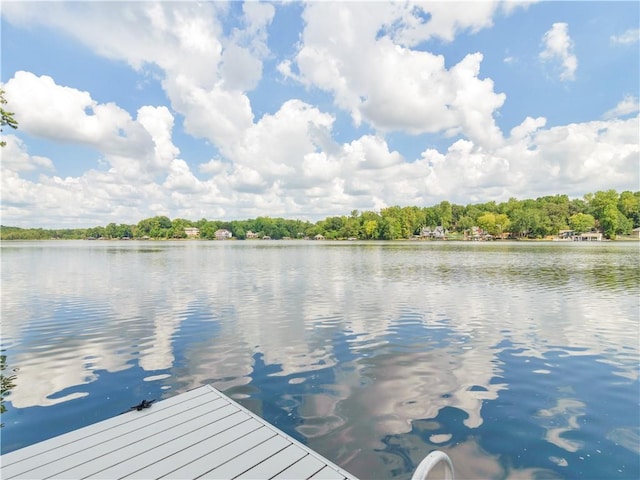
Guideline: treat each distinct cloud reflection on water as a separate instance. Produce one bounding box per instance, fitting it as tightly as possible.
[1,241,638,478]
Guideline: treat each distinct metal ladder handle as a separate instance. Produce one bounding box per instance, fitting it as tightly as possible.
[411,451,455,480]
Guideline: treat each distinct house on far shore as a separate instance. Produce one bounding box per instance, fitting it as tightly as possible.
[558,229,574,239]
[573,232,602,242]
[632,227,640,239]
[246,231,258,239]
[314,234,325,240]
[184,227,200,238]
[465,226,490,241]
[432,226,447,239]
[420,226,448,239]
[215,229,233,240]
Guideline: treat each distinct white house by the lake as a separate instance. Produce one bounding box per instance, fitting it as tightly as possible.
[421,226,448,239]
[215,229,233,240]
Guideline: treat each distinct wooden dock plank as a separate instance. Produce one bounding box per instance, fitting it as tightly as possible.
[235,444,308,479]
[1,385,358,480]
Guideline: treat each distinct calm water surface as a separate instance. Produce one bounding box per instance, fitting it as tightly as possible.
[1,240,638,479]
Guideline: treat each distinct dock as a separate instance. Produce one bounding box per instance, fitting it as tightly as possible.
[1,384,358,480]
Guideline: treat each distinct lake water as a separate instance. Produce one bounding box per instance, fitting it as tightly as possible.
[1,240,638,479]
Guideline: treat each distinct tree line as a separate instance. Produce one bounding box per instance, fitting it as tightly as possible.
[1,190,638,241]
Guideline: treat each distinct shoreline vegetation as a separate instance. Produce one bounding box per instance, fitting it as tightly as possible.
[1,190,639,241]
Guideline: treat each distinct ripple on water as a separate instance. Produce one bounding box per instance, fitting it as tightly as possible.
[606,427,640,455]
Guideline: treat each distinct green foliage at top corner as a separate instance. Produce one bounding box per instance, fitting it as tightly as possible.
[0,88,18,148]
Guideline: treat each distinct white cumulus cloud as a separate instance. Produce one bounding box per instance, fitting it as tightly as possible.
[0,1,272,157]
[286,2,507,148]
[540,22,578,81]
[610,28,640,45]
[1,135,55,173]
[1,71,183,181]
[604,95,640,119]
[3,72,152,159]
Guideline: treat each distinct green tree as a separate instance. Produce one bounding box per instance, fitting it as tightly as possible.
[363,220,379,239]
[569,198,587,216]
[170,218,190,238]
[494,213,510,237]
[340,215,361,238]
[586,190,618,219]
[434,201,453,229]
[323,216,345,238]
[157,216,172,229]
[231,222,246,239]
[451,203,466,226]
[618,191,640,228]
[569,213,596,233]
[380,206,419,238]
[423,206,438,228]
[477,212,509,237]
[1,89,18,147]
[199,220,221,239]
[463,204,482,225]
[116,224,133,238]
[503,197,523,217]
[540,195,570,233]
[105,223,118,239]
[456,215,475,232]
[477,212,496,236]
[600,204,621,239]
[509,208,542,238]
[137,216,173,238]
[380,216,402,240]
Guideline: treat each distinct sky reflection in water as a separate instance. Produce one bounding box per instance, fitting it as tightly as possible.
[1,241,638,479]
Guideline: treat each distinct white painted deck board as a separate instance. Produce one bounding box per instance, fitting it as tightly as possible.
[65,403,240,479]
[1,385,357,480]
[127,417,262,479]
[272,454,326,479]
[160,424,276,479]
[310,465,349,480]
[10,396,228,479]
[2,386,209,468]
[199,434,291,479]
[91,411,252,480]
[235,444,308,479]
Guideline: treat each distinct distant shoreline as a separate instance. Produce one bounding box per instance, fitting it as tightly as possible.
[2,236,638,242]
[2,190,638,241]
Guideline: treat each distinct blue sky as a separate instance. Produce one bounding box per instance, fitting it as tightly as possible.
[1,1,638,228]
